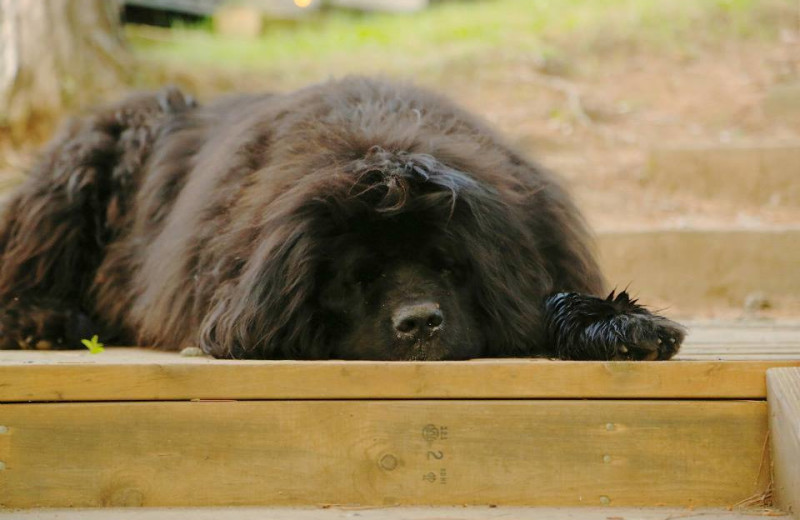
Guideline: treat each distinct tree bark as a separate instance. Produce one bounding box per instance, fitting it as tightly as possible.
[0,0,131,141]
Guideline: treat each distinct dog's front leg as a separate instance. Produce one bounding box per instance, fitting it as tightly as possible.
[543,291,685,360]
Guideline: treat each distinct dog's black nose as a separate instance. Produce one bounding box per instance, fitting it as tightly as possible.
[393,303,443,338]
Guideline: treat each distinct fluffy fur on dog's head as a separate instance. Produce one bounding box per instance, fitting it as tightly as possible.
[197,144,558,360]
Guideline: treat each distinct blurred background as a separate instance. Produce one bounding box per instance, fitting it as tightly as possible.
[0,0,799,321]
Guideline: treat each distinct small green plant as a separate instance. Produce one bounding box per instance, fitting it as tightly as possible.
[81,335,105,354]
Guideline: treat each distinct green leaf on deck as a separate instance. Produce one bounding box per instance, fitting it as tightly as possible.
[81,335,105,354]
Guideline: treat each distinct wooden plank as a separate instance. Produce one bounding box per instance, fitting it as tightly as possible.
[681,321,800,355]
[1,351,798,401]
[685,321,800,344]
[1,506,787,519]
[767,368,800,519]
[0,400,770,508]
[657,320,800,360]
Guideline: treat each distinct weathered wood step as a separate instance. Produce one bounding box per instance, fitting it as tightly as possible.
[764,82,800,123]
[597,228,800,312]
[645,143,800,206]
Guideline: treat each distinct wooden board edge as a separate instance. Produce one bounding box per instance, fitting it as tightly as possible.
[767,367,800,519]
[3,360,800,402]
[0,507,789,519]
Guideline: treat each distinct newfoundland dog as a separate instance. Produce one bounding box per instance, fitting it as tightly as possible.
[0,77,684,360]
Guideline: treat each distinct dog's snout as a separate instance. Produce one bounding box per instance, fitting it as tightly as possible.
[393,303,443,338]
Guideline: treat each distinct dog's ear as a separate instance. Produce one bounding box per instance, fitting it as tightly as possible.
[198,215,327,359]
[0,120,115,305]
[0,87,191,305]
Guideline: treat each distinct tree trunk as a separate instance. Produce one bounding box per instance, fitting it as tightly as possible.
[0,0,131,141]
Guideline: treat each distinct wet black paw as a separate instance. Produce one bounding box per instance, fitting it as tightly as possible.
[545,290,686,361]
[604,312,685,360]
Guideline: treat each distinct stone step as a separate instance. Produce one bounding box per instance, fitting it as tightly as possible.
[596,227,800,313]
[644,143,800,207]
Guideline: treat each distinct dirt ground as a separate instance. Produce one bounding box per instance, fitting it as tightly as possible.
[450,43,800,231]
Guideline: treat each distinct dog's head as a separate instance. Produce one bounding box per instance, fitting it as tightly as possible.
[199,147,549,359]
[317,218,481,360]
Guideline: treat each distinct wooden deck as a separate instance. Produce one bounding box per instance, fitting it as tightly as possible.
[678,320,800,360]
[1,320,799,402]
[0,321,798,514]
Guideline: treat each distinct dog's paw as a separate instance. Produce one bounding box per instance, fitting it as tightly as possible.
[0,301,96,350]
[606,313,685,360]
[545,290,686,361]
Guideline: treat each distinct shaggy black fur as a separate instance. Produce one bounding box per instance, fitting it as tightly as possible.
[0,77,684,360]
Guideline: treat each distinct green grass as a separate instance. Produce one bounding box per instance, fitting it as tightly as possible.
[128,0,791,88]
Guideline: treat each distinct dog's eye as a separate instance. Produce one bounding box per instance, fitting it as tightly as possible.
[441,265,463,281]
[430,250,456,272]
[352,262,382,285]
[430,250,468,281]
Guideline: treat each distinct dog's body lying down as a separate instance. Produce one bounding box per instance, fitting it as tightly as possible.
[0,77,684,360]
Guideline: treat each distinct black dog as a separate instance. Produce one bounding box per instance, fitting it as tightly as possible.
[0,77,684,360]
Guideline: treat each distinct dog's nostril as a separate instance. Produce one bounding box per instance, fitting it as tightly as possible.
[397,318,416,333]
[426,313,443,328]
[393,304,443,336]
